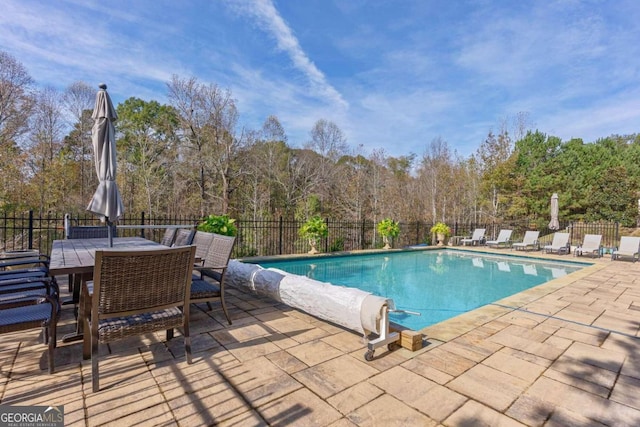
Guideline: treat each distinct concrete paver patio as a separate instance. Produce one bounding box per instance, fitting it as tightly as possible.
[1,248,639,426]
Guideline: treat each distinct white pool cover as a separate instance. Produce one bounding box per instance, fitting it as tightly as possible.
[227,260,395,336]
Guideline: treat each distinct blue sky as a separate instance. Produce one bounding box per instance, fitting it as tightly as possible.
[1,0,639,157]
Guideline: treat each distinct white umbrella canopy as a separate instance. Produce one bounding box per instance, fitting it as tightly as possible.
[86,84,124,245]
[548,193,560,230]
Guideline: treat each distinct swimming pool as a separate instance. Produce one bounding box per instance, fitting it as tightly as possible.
[254,249,586,330]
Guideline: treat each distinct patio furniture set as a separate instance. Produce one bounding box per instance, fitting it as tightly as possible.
[0,226,236,392]
[3,224,639,392]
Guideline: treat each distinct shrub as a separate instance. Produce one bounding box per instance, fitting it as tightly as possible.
[197,214,237,236]
[376,218,400,238]
[299,216,328,239]
[329,237,345,252]
[430,222,451,237]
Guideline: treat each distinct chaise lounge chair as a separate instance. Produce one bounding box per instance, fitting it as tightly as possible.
[512,231,540,251]
[574,234,602,258]
[544,232,570,255]
[461,228,486,246]
[486,230,513,248]
[611,236,640,262]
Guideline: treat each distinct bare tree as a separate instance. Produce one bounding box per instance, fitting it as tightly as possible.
[0,51,35,148]
[368,148,388,241]
[333,144,372,221]
[26,86,66,214]
[167,75,240,216]
[250,116,289,217]
[305,119,348,211]
[62,81,94,204]
[477,129,513,220]
[417,137,453,223]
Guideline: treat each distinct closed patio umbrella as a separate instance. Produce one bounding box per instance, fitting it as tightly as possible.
[86,84,124,246]
[548,193,560,230]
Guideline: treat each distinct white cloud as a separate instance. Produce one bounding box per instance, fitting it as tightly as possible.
[225,0,348,110]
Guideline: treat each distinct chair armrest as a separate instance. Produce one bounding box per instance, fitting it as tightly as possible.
[193,265,228,271]
[199,266,227,282]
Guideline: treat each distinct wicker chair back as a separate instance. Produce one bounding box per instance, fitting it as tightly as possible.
[89,245,196,391]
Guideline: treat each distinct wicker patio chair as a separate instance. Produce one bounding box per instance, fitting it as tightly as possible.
[1,276,59,299]
[172,228,196,247]
[0,295,60,374]
[0,254,56,307]
[67,225,115,239]
[0,250,46,268]
[86,245,196,392]
[160,228,178,246]
[191,234,236,325]
[64,225,116,298]
[0,253,50,281]
[191,231,215,265]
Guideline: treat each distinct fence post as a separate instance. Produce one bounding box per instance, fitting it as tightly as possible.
[140,211,146,238]
[278,216,283,255]
[324,217,329,252]
[28,210,34,249]
[361,219,366,250]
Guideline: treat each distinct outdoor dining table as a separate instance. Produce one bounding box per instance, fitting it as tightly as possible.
[49,237,163,344]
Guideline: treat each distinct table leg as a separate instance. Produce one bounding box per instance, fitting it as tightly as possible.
[82,282,91,359]
[62,272,90,343]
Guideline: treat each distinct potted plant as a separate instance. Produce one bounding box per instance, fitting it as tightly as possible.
[197,214,237,236]
[377,218,400,249]
[430,222,451,246]
[299,216,328,254]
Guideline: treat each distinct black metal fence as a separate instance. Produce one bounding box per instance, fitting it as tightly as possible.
[0,210,624,257]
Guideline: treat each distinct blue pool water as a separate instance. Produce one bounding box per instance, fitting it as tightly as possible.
[254,250,585,330]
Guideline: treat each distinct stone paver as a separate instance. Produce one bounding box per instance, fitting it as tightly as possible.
[369,365,466,421]
[610,374,640,410]
[326,382,384,415]
[293,355,378,399]
[448,363,531,411]
[346,394,438,426]
[445,399,526,427]
[256,388,342,426]
[286,339,343,366]
[1,249,640,426]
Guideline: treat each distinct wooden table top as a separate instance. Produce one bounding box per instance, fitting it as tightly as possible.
[49,237,162,276]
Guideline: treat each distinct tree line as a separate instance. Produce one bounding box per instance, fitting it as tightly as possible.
[1,50,639,227]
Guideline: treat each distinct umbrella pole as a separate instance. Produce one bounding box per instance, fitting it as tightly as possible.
[107,218,113,247]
